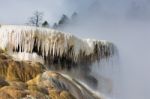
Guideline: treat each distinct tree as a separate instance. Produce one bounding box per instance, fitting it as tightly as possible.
[42,21,49,28]
[52,14,70,29]
[28,11,43,27]
[71,12,78,19]
[58,14,69,26]
[52,23,58,29]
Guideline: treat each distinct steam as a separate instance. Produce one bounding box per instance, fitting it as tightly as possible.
[57,1,150,99]
[63,20,150,99]
[0,0,150,99]
[1,0,150,24]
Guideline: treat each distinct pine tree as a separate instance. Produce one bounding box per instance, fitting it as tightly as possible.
[58,14,69,26]
[42,21,49,28]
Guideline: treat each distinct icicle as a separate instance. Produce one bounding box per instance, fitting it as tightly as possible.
[0,25,117,65]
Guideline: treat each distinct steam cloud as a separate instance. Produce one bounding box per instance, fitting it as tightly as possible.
[0,0,150,99]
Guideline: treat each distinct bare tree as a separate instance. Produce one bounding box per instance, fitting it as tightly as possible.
[28,11,43,27]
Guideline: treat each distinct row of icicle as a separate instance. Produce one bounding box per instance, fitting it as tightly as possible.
[0,25,117,66]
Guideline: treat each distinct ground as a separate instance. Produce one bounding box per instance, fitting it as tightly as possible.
[0,49,76,99]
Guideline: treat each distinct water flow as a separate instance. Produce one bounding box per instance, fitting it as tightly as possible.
[90,56,121,99]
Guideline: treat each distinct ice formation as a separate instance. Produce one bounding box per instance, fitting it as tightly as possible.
[10,52,44,64]
[0,25,117,68]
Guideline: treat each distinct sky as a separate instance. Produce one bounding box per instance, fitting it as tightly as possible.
[0,0,150,25]
[0,0,94,25]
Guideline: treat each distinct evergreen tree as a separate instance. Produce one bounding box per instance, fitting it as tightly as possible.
[52,23,58,29]
[71,12,78,19]
[58,14,69,25]
[42,21,49,27]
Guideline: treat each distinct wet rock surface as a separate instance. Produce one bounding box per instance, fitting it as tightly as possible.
[0,50,76,99]
[0,49,101,99]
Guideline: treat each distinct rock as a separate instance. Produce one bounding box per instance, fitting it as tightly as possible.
[0,50,46,82]
[0,77,9,88]
[0,91,13,99]
[26,74,42,86]
[0,51,76,99]
[60,91,76,99]
[27,72,76,99]
[0,59,11,79]
[6,61,45,82]
[8,81,28,89]
[28,85,49,95]
[0,50,101,99]
[49,90,75,99]
[0,86,28,99]
[25,91,50,99]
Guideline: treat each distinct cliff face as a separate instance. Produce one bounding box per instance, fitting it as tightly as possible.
[0,49,75,99]
[0,25,116,70]
[0,25,117,99]
[0,49,102,99]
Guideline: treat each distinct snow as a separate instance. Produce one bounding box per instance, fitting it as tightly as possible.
[0,25,116,64]
[10,52,44,64]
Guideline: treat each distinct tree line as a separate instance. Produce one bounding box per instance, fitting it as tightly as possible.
[27,11,77,29]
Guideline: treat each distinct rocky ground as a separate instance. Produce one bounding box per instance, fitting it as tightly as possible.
[0,49,102,99]
[0,49,76,99]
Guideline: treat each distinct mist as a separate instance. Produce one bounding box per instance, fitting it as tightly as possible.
[1,0,150,99]
[64,17,150,99]
[58,1,150,99]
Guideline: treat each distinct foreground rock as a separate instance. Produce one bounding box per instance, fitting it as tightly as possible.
[0,50,76,99]
[0,49,101,99]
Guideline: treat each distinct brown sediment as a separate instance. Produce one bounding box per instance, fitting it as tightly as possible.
[0,50,77,99]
